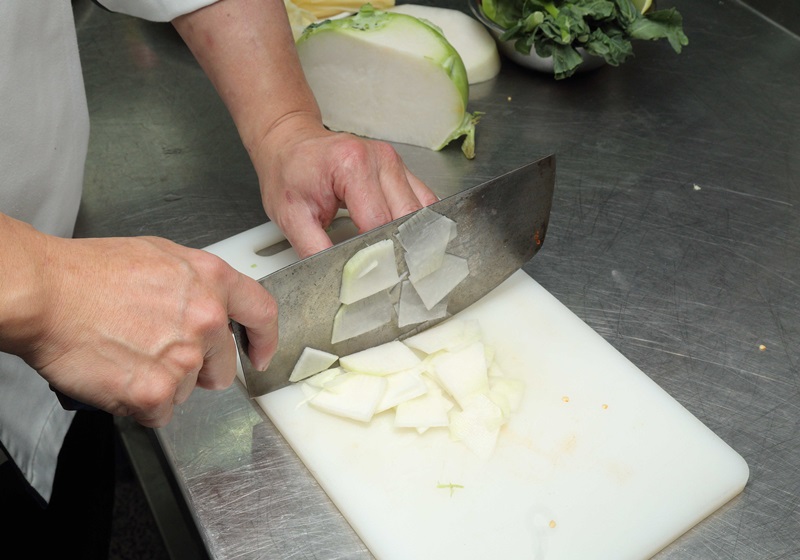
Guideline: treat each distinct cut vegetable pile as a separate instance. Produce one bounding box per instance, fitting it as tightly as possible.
[297,318,525,459]
[296,5,481,158]
[289,208,525,459]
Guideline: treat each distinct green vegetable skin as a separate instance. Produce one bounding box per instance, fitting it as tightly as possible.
[481,0,689,79]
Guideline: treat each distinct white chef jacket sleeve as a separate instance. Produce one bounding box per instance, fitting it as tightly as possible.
[93,0,222,22]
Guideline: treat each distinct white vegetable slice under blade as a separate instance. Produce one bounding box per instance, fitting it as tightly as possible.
[388,3,501,84]
[339,239,400,304]
[296,6,479,158]
[288,347,340,382]
[339,340,422,375]
[331,290,395,343]
[410,253,470,310]
[309,372,387,422]
[397,210,456,282]
[397,280,449,328]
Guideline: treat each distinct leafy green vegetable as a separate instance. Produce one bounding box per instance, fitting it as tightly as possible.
[481,0,688,79]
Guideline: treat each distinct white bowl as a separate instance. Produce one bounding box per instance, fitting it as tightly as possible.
[468,0,606,74]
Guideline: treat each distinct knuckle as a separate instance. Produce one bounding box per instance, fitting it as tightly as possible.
[129,374,177,413]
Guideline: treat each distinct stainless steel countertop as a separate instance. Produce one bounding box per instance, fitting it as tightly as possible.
[74,0,800,558]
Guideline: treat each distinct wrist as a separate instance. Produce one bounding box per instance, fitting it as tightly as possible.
[0,215,56,356]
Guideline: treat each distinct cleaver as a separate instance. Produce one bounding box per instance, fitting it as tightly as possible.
[233,154,555,398]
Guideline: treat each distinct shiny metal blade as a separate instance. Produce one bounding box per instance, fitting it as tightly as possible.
[234,154,555,397]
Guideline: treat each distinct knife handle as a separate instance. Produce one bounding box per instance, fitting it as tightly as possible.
[50,385,99,412]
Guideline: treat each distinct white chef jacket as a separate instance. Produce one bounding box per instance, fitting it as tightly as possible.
[0,0,218,503]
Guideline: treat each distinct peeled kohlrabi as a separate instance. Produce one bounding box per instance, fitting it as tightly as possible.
[296,5,480,158]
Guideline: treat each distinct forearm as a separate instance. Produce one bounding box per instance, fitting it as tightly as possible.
[172,0,322,156]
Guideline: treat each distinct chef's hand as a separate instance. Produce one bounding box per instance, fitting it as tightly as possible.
[14,231,277,428]
[172,1,438,260]
[253,113,439,259]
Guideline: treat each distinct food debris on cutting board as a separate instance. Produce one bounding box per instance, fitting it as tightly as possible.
[289,208,526,459]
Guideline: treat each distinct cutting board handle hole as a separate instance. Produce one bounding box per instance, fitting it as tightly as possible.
[254,214,358,257]
[256,238,292,257]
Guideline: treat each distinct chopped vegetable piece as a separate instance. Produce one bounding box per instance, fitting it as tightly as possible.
[339,239,400,304]
[397,207,456,248]
[489,376,525,414]
[309,372,388,422]
[448,393,504,459]
[397,280,449,328]
[394,388,453,429]
[339,340,422,375]
[331,290,395,343]
[410,253,469,310]
[403,318,472,354]
[429,341,490,409]
[375,369,429,413]
[288,347,339,382]
[396,210,456,282]
[297,5,480,158]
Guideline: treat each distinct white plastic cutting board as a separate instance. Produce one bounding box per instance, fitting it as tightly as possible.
[205,221,749,560]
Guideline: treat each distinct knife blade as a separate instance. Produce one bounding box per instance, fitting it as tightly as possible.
[233,154,555,398]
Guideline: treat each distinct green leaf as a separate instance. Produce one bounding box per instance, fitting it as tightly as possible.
[628,8,689,53]
[583,27,633,65]
[549,42,585,79]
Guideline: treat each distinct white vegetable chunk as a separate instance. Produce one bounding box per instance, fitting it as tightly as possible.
[394,384,453,429]
[428,341,490,409]
[331,290,395,343]
[410,253,470,310]
[288,347,340,382]
[403,318,481,354]
[389,4,501,84]
[309,373,388,422]
[296,6,480,158]
[339,340,422,375]
[397,280,449,328]
[339,239,400,304]
[448,393,504,459]
[489,376,525,416]
[375,369,429,413]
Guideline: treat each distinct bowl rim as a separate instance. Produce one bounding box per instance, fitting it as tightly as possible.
[467,0,507,34]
